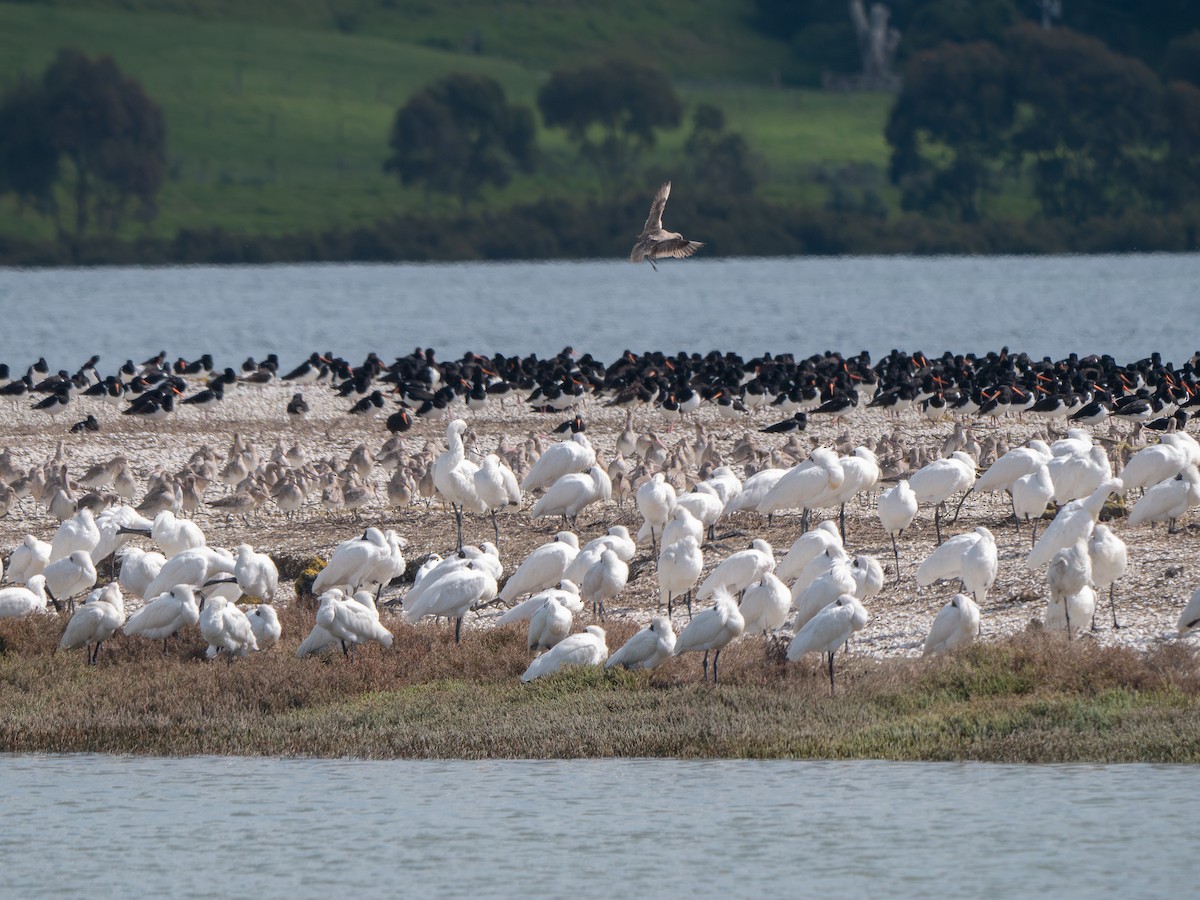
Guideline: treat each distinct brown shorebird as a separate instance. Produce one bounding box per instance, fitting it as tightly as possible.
[630,181,703,270]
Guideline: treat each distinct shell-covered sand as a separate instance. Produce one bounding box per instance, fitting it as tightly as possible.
[2,378,1196,656]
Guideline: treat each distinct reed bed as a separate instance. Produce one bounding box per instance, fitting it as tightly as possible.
[3,611,1198,761]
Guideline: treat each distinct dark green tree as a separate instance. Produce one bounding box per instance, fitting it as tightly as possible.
[901,0,1020,57]
[1158,80,1200,215]
[0,79,58,214]
[685,104,758,197]
[885,40,1014,221]
[0,49,166,246]
[537,60,683,183]
[1006,24,1163,223]
[1162,31,1200,89]
[384,73,535,210]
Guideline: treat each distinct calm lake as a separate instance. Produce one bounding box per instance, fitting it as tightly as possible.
[1,254,1197,367]
[1,755,1190,897]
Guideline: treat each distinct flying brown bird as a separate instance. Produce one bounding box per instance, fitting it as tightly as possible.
[630,181,703,270]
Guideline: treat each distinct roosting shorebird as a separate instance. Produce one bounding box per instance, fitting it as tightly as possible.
[630,181,703,270]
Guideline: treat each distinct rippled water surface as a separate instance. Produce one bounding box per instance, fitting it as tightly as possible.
[1,254,1196,366]
[0,755,1190,897]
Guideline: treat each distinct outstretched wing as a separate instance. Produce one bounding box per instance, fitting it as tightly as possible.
[641,181,671,236]
[649,238,704,261]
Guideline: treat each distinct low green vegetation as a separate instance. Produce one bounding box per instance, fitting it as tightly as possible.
[3,611,1198,760]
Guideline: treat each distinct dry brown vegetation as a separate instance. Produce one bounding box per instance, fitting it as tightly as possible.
[3,610,1199,761]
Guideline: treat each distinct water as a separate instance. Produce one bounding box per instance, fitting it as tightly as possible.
[1,254,1197,368]
[0,755,1185,897]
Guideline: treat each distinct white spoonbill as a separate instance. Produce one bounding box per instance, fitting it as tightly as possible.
[636,472,676,553]
[1128,465,1200,533]
[959,527,998,606]
[116,547,166,600]
[499,532,579,603]
[674,483,725,541]
[42,550,98,612]
[1012,464,1054,545]
[791,557,857,631]
[123,585,202,654]
[312,528,393,595]
[722,467,786,517]
[0,574,49,618]
[565,527,636,585]
[605,616,676,670]
[850,554,886,601]
[1119,441,1190,493]
[120,509,205,558]
[757,448,845,527]
[400,551,476,613]
[239,602,282,650]
[495,581,583,625]
[529,465,611,526]
[520,432,595,492]
[234,544,279,601]
[922,594,980,656]
[971,440,1052,494]
[1047,444,1112,504]
[520,625,608,682]
[473,453,522,544]
[143,546,235,599]
[200,594,258,660]
[59,582,125,664]
[579,548,628,620]
[581,525,635,562]
[657,534,703,618]
[1177,586,1200,635]
[1026,478,1123,569]
[360,529,407,596]
[527,594,572,654]
[317,588,395,654]
[8,534,51,583]
[49,508,100,562]
[402,560,498,642]
[774,521,843,584]
[703,466,742,508]
[909,451,976,544]
[673,587,745,684]
[696,539,774,601]
[916,529,985,589]
[1046,541,1094,638]
[295,610,340,657]
[432,418,485,551]
[1087,524,1127,629]
[657,505,704,554]
[791,544,851,598]
[877,480,917,581]
[739,572,790,634]
[786,594,869,694]
[821,446,880,541]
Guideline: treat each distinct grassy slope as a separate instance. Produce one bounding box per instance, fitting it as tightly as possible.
[0,2,893,240]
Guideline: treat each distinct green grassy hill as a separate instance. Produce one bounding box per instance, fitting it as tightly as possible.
[0,1,894,242]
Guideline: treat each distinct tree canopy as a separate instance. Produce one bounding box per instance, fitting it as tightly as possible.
[685,104,759,198]
[0,48,166,248]
[384,73,535,211]
[886,40,1014,221]
[885,24,1192,224]
[537,59,683,183]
